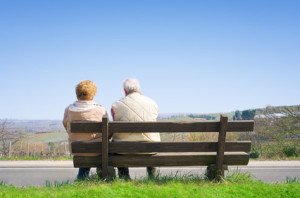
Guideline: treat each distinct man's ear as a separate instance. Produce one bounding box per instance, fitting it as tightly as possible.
[111,108,115,121]
[124,89,128,96]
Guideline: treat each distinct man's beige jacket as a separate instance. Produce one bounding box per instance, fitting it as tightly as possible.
[111,92,161,142]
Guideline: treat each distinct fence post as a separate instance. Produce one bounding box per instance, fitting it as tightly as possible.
[216,115,228,181]
[27,143,30,156]
[101,115,109,179]
[48,144,51,156]
[20,141,23,153]
[34,143,36,157]
[8,141,12,158]
[64,142,67,155]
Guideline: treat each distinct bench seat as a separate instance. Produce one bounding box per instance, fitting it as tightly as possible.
[70,115,254,180]
[74,152,249,167]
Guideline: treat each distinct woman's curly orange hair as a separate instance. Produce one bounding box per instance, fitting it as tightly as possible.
[75,80,97,100]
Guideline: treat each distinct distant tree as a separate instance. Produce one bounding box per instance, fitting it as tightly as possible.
[187,114,216,120]
[0,119,23,156]
[188,114,196,119]
[48,142,55,153]
[233,111,242,120]
[241,109,256,120]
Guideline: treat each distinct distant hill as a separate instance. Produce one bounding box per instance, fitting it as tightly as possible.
[159,104,300,121]
[3,104,300,132]
[22,132,68,143]
[255,105,300,115]
[6,120,65,133]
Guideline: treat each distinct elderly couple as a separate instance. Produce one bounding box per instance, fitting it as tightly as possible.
[63,78,160,180]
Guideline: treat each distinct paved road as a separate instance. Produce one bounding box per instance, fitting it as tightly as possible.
[0,161,299,186]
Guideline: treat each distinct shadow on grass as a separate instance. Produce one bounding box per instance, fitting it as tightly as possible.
[0,181,7,186]
[45,180,72,187]
[1,171,298,188]
[285,177,299,184]
[69,171,259,187]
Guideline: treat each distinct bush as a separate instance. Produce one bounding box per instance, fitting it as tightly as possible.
[282,146,298,157]
[250,149,260,159]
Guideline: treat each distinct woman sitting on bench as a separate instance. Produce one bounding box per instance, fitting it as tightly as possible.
[63,80,114,179]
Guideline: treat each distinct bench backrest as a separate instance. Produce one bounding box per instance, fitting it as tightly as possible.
[71,115,254,179]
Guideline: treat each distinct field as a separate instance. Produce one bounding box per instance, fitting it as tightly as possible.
[3,104,300,160]
[0,174,299,198]
[7,132,69,158]
[21,132,67,143]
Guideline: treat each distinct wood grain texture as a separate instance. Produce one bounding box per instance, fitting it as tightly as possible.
[227,121,254,132]
[71,121,102,133]
[71,120,254,133]
[216,115,228,180]
[71,141,251,153]
[101,116,109,178]
[71,115,253,180]
[73,152,249,167]
[109,122,220,133]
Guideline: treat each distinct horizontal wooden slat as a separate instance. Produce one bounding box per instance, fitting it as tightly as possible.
[71,141,251,154]
[109,122,220,133]
[73,153,249,167]
[227,121,254,132]
[71,120,254,133]
[71,121,102,133]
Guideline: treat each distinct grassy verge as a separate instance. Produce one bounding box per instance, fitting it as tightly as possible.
[2,157,300,161]
[250,156,300,161]
[0,173,299,198]
[0,156,72,161]
[256,140,300,160]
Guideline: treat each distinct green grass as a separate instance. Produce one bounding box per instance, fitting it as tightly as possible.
[252,140,300,160]
[0,173,299,198]
[21,132,68,143]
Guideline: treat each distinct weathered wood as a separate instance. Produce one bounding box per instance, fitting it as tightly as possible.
[71,120,254,133]
[206,164,228,180]
[71,141,251,153]
[227,121,254,132]
[71,115,253,181]
[71,121,102,133]
[73,152,249,167]
[101,116,109,179]
[216,115,228,180]
[109,122,220,133]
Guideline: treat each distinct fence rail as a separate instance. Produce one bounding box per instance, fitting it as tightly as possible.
[0,141,70,158]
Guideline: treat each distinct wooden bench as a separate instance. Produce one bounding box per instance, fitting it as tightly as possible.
[71,115,254,180]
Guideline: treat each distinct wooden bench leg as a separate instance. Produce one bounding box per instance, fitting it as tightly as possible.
[216,115,228,181]
[96,167,102,178]
[205,164,228,181]
[147,167,158,178]
[205,164,216,180]
[101,116,109,180]
[97,166,116,180]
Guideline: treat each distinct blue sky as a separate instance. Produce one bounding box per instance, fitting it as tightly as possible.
[0,0,299,119]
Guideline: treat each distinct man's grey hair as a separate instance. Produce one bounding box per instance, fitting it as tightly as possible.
[123,78,141,94]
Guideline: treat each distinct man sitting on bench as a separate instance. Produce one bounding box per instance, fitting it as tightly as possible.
[111,78,161,179]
